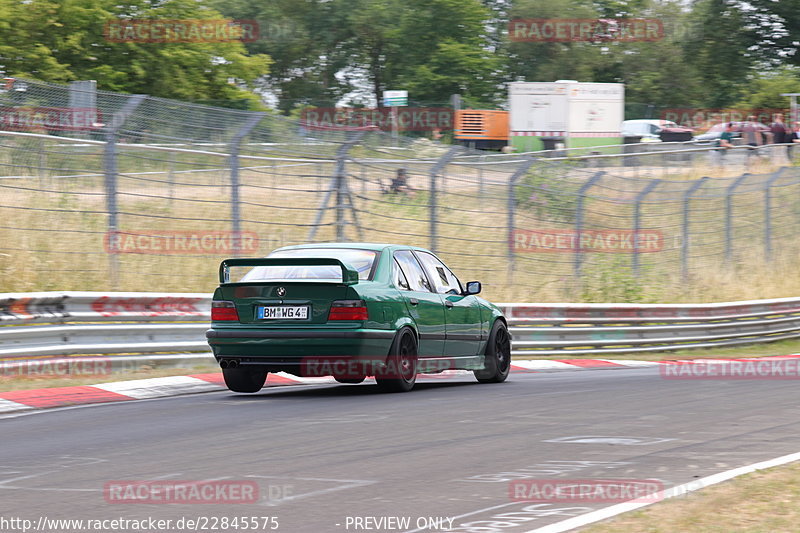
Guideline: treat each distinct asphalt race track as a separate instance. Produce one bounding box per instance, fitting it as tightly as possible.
[3,367,800,532]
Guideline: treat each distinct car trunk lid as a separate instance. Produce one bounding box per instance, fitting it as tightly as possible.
[215,258,360,326]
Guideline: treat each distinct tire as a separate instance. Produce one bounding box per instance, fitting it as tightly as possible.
[376,329,418,392]
[334,376,366,384]
[474,320,511,383]
[222,367,268,393]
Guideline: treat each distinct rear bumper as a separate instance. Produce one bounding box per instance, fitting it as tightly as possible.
[206,327,395,366]
[207,329,393,340]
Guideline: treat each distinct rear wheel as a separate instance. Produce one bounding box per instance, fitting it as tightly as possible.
[222,367,268,393]
[474,320,511,383]
[376,329,418,392]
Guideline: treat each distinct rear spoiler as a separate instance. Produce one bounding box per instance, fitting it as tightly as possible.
[218,258,360,285]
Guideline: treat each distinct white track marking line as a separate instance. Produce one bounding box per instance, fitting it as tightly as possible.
[402,502,523,533]
[525,450,800,533]
[246,475,375,506]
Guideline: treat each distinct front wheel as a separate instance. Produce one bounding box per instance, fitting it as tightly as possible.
[474,320,511,383]
[376,329,418,392]
[222,367,268,393]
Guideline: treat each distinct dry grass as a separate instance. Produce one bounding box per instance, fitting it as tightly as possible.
[581,461,800,532]
[2,143,800,304]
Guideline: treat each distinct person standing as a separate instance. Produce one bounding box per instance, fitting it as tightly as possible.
[788,122,800,143]
[741,116,764,168]
[713,122,736,167]
[741,116,763,147]
[770,113,788,144]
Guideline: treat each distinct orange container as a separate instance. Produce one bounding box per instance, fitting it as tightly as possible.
[454,110,509,140]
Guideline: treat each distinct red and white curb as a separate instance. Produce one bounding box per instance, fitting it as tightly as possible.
[1,355,799,415]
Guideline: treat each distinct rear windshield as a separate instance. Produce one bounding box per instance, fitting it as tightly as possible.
[238,248,378,282]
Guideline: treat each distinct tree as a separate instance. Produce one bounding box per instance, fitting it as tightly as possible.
[738,0,800,69]
[0,0,272,105]
[682,0,757,108]
[213,0,501,110]
[733,68,800,111]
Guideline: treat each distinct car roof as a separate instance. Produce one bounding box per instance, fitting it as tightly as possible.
[272,242,431,253]
[706,121,769,131]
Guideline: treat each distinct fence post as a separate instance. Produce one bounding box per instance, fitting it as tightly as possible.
[573,171,605,279]
[229,112,265,257]
[335,133,366,241]
[724,173,749,264]
[167,150,176,207]
[632,179,661,277]
[103,94,147,289]
[479,154,486,198]
[507,158,536,276]
[681,176,709,280]
[428,146,462,253]
[764,167,787,261]
[308,133,364,242]
[38,137,46,183]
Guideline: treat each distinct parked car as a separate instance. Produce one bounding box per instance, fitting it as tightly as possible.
[621,119,694,142]
[206,243,510,393]
[692,121,771,144]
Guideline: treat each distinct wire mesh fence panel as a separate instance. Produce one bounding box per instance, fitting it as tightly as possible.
[0,136,111,290]
[3,77,800,301]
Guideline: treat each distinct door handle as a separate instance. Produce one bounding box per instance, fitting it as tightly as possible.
[445,300,454,308]
[409,298,419,306]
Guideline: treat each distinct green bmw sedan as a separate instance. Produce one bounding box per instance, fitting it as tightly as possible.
[206,243,510,393]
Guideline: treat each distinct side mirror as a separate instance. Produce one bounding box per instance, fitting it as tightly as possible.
[465,281,481,295]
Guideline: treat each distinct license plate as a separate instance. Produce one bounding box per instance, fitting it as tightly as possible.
[258,306,309,320]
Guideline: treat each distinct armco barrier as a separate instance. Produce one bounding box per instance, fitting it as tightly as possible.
[0,292,209,359]
[2,292,800,360]
[504,298,800,355]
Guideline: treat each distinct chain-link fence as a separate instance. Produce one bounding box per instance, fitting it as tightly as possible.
[2,78,800,302]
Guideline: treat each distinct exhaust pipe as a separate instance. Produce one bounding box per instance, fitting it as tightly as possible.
[219,359,229,369]
[228,359,239,369]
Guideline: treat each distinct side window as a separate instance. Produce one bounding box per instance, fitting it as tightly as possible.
[393,259,411,290]
[394,251,432,292]
[415,252,462,295]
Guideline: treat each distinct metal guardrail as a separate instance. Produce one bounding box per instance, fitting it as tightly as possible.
[0,292,209,359]
[2,292,800,360]
[504,298,800,356]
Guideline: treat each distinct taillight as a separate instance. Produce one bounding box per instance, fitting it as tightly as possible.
[328,300,369,321]
[211,300,239,321]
